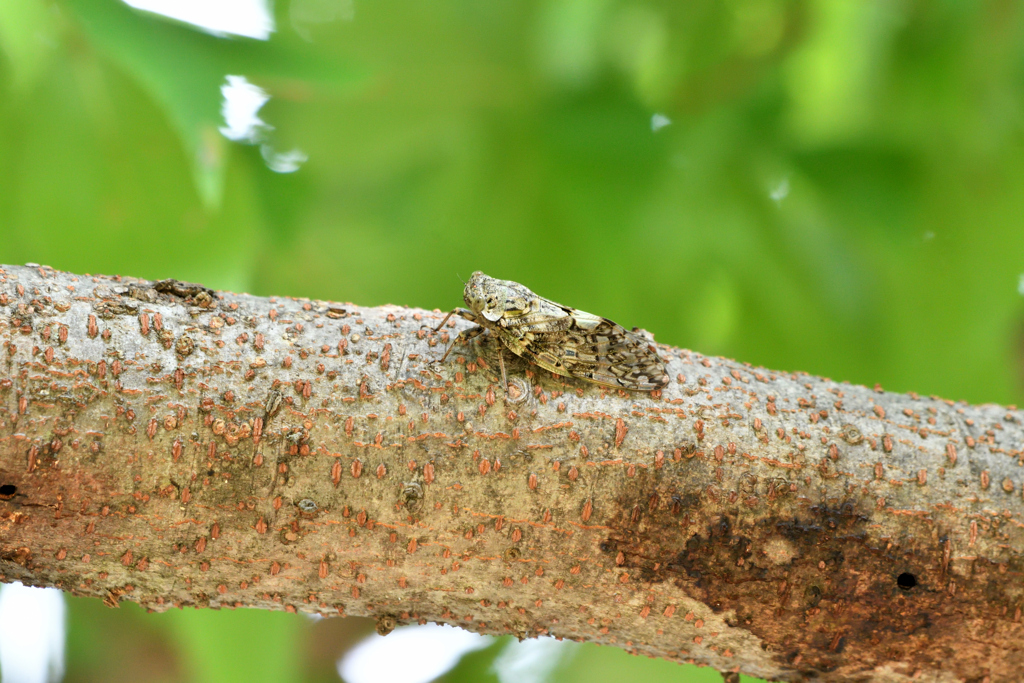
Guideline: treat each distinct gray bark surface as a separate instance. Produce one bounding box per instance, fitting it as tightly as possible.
[1,264,1022,682]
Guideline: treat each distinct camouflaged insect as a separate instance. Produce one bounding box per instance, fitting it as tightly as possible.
[434,271,669,391]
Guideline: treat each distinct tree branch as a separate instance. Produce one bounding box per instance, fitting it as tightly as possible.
[1,264,1021,682]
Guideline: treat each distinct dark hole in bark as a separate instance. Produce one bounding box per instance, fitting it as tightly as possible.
[897,572,917,590]
[0,484,16,499]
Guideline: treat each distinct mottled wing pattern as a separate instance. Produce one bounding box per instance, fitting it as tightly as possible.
[499,301,669,391]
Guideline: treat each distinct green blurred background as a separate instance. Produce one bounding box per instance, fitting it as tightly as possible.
[2,0,1024,680]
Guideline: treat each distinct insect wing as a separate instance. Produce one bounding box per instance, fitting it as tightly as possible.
[494,297,571,329]
[518,313,669,391]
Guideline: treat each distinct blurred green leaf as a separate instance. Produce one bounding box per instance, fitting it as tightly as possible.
[0,0,62,93]
[433,636,509,683]
[161,608,302,683]
[61,0,361,208]
[65,596,181,683]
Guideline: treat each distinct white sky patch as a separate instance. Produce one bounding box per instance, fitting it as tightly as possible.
[219,76,308,172]
[122,0,274,40]
[219,75,272,143]
[261,146,308,173]
[1018,273,1024,296]
[650,113,671,132]
[493,636,575,683]
[0,583,66,683]
[339,624,491,683]
[770,177,790,204]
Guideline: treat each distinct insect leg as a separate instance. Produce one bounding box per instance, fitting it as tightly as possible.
[497,346,508,394]
[438,325,485,363]
[433,307,478,333]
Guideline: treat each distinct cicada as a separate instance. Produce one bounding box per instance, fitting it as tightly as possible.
[434,271,669,391]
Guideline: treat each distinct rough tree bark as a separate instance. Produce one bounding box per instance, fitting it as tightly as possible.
[1,264,1022,682]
